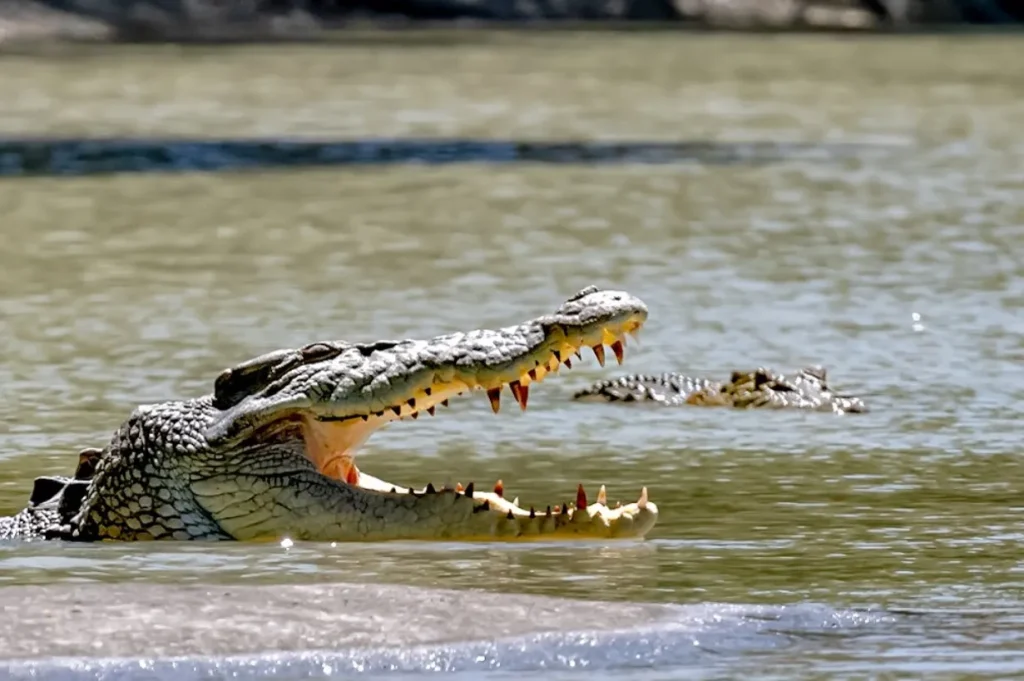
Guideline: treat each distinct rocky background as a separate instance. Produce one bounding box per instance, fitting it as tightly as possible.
[0,0,1021,44]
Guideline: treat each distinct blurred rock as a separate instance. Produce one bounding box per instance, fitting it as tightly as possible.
[0,0,1020,45]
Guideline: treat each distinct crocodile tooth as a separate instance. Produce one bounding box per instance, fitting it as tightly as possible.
[615,500,622,508]
[638,486,649,510]
[529,507,536,518]
[552,504,560,514]
[441,399,449,407]
[455,482,464,493]
[545,505,552,517]
[561,503,569,516]
[591,344,606,367]
[407,398,416,409]
[464,482,474,499]
[512,496,519,507]
[563,357,573,369]
[553,350,561,362]
[506,510,514,520]
[410,411,419,420]
[611,340,625,365]
[528,368,538,381]
[597,485,607,506]
[574,349,582,360]
[509,380,529,411]
[508,380,522,409]
[424,387,432,396]
[360,414,369,421]
[425,482,436,494]
[391,406,401,416]
[390,487,396,494]
[576,484,588,509]
[494,480,504,498]
[487,387,501,413]
[427,406,436,416]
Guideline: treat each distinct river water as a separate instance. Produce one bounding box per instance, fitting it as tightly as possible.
[0,31,1022,679]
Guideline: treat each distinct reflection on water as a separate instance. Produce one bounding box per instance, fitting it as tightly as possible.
[0,30,1023,676]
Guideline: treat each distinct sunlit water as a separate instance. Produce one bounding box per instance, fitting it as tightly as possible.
[0,31,1022,678]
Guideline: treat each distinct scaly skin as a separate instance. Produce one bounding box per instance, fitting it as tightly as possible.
[0,286,657,543]
[574,366,868,414]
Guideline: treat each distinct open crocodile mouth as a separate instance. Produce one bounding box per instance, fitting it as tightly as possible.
[304,320,652,539]
[201,286,658,541]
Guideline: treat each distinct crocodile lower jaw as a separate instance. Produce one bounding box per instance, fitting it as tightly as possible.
[352,471,658,541]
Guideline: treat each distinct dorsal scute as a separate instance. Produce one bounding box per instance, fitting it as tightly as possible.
[75,447,104,480]
[28,476,72,507]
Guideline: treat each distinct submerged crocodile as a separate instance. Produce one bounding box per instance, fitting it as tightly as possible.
[0,286,657,543]
[573,366,868,414]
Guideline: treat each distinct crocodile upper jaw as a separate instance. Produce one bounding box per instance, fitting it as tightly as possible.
[295,317,645,491]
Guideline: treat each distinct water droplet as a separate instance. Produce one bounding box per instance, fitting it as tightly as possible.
[280,537,293,549]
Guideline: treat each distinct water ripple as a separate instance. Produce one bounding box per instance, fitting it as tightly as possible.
[3,602,893,681]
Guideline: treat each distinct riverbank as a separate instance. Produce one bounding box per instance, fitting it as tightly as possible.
[0,0,1020,46]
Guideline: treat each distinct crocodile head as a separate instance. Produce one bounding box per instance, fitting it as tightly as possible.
[690,366,868,413]
[38,285,657,543]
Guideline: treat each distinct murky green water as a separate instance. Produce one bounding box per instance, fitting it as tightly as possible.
[0,31,1023,677]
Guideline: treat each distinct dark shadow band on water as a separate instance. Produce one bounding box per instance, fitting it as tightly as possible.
[0,138,898,178]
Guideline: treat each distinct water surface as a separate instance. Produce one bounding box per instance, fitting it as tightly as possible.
[0,31,1022,678]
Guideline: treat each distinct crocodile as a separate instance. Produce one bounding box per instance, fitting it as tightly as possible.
[573,366,868,414]
[0,286,657,543]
